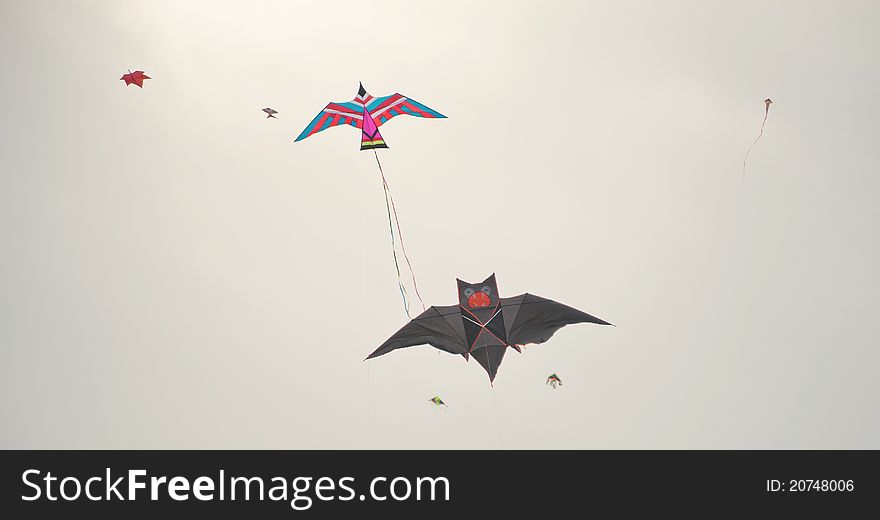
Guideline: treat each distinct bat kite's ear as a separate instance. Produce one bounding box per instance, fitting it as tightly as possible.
[456,278,468,291]
[482,273,497,286]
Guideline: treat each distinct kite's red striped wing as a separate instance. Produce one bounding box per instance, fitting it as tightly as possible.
[367,94,446,127]
[294,101,364,142]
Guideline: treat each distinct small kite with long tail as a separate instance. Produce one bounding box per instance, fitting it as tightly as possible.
[742,98,773,187]
[294,83,445,318]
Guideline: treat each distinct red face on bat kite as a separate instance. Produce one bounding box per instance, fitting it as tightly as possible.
[458,275,498,310]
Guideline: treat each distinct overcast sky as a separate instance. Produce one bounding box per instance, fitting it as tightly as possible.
[2,0,878,448]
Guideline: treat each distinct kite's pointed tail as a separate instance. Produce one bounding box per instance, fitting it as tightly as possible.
[361,111,388,150]
[373,151,426,318]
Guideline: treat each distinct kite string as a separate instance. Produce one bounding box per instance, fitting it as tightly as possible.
[741,109,770,189]
[373,150,426,311]
[490,384,504,449]
[363,201,374,448]
[376,156,411,317]
[478,334,504,448]
[373,150,426,314]
[366,362,373,447]
[488,350,504,447]
[385,185,426,312]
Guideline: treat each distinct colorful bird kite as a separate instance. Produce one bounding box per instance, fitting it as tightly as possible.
[294,82,445,150]
[262,107,278,119]
[120,70,150,88]
[367,274,611,385]
[429,396,447,408]
[546,373,562,389]
[294,83,446,318]
[742,98,773,188]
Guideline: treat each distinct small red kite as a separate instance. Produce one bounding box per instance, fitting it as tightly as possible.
[120,70,151,88]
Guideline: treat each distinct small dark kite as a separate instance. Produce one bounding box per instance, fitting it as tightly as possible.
[546,373,562,389]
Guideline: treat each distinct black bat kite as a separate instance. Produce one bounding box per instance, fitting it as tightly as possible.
[366,274,611,384]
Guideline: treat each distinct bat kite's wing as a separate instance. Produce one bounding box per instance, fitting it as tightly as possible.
[294,100,364,142]
[366,94,446,127]
[366,305,469,359]
[500,293,611,347]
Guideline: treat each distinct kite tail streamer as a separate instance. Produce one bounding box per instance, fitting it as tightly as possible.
[385,178,427,312]
[377,162,411,317]
[373,151,426,316]
[741,104,771,189]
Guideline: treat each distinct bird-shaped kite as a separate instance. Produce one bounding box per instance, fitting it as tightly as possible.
[262,107,278,119]
[120,70,150,88]
[294,82,445,150]
[546,373,563,389]
[294,83,446,319]
[742,98,773,188]
[367,274,611,384]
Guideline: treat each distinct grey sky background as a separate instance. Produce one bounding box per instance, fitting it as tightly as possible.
[1,0,878,449]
